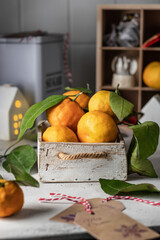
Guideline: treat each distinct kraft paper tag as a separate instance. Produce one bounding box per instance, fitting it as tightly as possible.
[74,208,160,240]
[50,198,124,224]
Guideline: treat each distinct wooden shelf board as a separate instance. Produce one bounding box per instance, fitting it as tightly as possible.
[141,87,160,91]
[101,85,140,91]
[99,5,160,10]
[102,47,160,51]
[142,47,160,51]
[101,86,160,91]
[102,47,140,51]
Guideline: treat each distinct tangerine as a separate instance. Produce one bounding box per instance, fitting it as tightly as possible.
[46,98,85,132]
[0,179,24,217]
[42,125,78,142]
[77,110,118,143]
[88,90,115,117]
[143,61,160,89]
[63,90,90,109]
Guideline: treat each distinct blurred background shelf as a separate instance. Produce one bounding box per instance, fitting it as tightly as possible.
[96,5,160,112]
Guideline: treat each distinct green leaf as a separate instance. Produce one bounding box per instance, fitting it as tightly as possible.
[0,175,3,179]
[129,121,159,159]
[127,122,159,178]
[127,136,136,165]
[110,92,134,121]
[100,178,131,195]
[23,129,37,142]
[3,145,37,173]
[128,143,158,178]
[3,145,39,187]
[99,178,160,195]
[9,164,39,187]
[64,86,92,94]
[18,95,67,140]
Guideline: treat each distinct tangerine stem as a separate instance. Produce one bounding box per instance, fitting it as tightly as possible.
[3,126,37,157]
[115,84,120,95]
[72,92,83,102]
[3,139,21,158]
[119,121,134,126]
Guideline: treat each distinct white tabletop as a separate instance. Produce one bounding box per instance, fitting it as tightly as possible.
[0,127,160,239]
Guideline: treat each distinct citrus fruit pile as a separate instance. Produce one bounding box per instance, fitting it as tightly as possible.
[42,90,118,143]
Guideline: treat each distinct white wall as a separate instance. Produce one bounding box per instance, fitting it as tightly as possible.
[0,0,160,92]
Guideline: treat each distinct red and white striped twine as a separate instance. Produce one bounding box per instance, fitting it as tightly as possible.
[39,193,160,214]
[103,195,160,206]
[63,33,72,84]
[39,193,93,214]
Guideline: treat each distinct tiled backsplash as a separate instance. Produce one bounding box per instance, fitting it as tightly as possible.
[0,0,160,92]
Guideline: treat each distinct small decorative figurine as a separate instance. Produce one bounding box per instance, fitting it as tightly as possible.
[111,55,138,88]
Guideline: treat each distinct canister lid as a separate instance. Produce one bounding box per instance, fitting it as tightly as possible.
[0,31,64,44]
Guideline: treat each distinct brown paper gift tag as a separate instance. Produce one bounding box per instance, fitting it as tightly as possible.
[89,198,125,212]
[50,198,124,224]
[74,207,160,240]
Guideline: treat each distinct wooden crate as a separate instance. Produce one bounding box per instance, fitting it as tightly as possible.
[38,121,127,182]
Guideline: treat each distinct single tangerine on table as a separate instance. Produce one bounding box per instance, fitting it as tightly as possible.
[0,179,24,217]
[42,125,78,142]
[63,90,90,109]
[46,98,85,132]
[77,110,118,143]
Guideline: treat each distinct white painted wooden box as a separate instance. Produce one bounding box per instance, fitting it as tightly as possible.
[38,121,127,182]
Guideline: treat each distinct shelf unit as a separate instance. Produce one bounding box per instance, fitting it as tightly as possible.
[96,5,160,112]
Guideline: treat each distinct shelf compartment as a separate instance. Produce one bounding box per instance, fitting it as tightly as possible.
[142,51,160,87]
[141,91,160,109]
[102,50,139,87]
[102,9,141,47]
[143,10,160,45]
[120,90,139,111]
